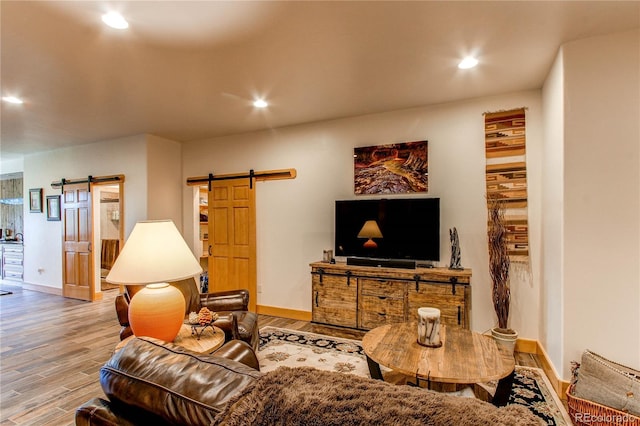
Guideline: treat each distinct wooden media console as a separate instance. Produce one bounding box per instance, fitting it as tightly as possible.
[310,261,472,331]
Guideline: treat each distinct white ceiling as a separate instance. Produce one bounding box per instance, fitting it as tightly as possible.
[1,1,639,160]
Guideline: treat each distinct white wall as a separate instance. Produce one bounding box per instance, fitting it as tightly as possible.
[0,158,24,175]
[541,48,565,377]
[146,135,183,229]
[183,90,543,338]
[561,30,640,373]
[23,135,149,289]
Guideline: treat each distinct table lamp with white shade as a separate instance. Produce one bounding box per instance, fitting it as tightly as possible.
[106,220,203,342]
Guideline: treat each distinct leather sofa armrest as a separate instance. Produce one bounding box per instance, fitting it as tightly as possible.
[213,312,239,342]
[213,339,260,371]
[75,397,171,426]
[99,338,260,425]
[76,398,120,426]
[200,289,250,312]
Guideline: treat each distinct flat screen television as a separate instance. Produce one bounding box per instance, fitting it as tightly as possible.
[334,198,440,264]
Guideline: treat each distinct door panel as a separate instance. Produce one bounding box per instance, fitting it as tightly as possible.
[64,252,76,285]
[232,258,250,290]
[207,178,256,311]
[212,208,229,245]
[64,209,76,240]
[62,184,94,301]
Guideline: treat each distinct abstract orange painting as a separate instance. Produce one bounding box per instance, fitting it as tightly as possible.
[354,140,428,195]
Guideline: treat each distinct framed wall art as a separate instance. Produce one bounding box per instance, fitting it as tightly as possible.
[29,188,43,213]
[46,195,61,221]
[484,108,529,262]
[354,140,428,195]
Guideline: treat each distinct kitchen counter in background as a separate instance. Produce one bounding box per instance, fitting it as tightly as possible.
[1,242,23,281]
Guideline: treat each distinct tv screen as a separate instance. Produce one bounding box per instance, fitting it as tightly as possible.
[334,198,440,262]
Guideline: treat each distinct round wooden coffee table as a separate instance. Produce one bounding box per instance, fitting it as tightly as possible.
[115,324,225,355]
[362,323,515,405]
[173,323,225,354]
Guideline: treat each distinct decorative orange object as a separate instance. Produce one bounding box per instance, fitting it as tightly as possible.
[362,238,378,249]
[196,307,218,325]
[128,283,185,342]
[198,307,213,325]
[358,220,383,249]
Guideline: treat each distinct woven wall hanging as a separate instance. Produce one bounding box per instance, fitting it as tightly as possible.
[484,108,529,263]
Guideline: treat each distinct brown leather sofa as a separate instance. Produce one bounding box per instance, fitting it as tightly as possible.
[76,337,539,426]
[115,278,259,350]
[75,337,260,426]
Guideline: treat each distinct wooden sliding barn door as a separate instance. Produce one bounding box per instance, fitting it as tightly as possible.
[62,183,94,301]
[208,178,257,311]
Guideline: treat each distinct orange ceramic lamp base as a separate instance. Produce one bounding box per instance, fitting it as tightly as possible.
[128,283,185,342]
[363,238,378,249]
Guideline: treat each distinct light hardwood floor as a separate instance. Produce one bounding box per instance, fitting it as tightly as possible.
[0,282,543,426]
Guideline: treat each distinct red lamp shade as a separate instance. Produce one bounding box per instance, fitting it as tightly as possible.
[128,283,185,342]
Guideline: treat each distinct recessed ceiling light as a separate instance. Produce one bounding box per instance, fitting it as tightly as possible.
[253,99,268,108]
[102,12,129,30]
[458,56,479,69]
[2,96,23,104]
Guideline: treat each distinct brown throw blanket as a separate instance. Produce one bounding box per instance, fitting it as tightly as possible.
[216,367,539,426]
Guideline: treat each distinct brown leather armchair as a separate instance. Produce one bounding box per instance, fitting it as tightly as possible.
[200,289,259,350]
[115,278,259,350]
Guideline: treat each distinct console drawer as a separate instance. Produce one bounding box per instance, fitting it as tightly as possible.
[359,278,405,298]
[3,269,23,280]
[358,295,405,330]
[359,309,405,330]
[3,256,22,265]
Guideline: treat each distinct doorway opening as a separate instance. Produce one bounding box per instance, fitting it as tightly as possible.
[95,184,123,292]
[55,174,124,301]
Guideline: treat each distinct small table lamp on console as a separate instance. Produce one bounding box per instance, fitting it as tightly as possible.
[106,220,203,342]
[358,220,383,249]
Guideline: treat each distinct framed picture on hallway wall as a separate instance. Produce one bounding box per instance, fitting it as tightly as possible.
[46,195,61,221]
[29,188,42,213]
[354,140,428,195]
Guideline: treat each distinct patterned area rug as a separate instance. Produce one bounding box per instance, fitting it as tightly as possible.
[258,326,571,426]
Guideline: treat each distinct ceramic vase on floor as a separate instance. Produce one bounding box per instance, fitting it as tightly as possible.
[491,327,518,354]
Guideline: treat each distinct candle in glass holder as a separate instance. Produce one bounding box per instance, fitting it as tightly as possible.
[417,307,441,347]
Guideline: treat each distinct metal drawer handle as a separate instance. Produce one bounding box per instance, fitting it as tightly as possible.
[378,296,387,300]
[378,312,387,316]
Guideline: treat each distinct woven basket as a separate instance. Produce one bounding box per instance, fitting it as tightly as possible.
[567,384,640,426]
